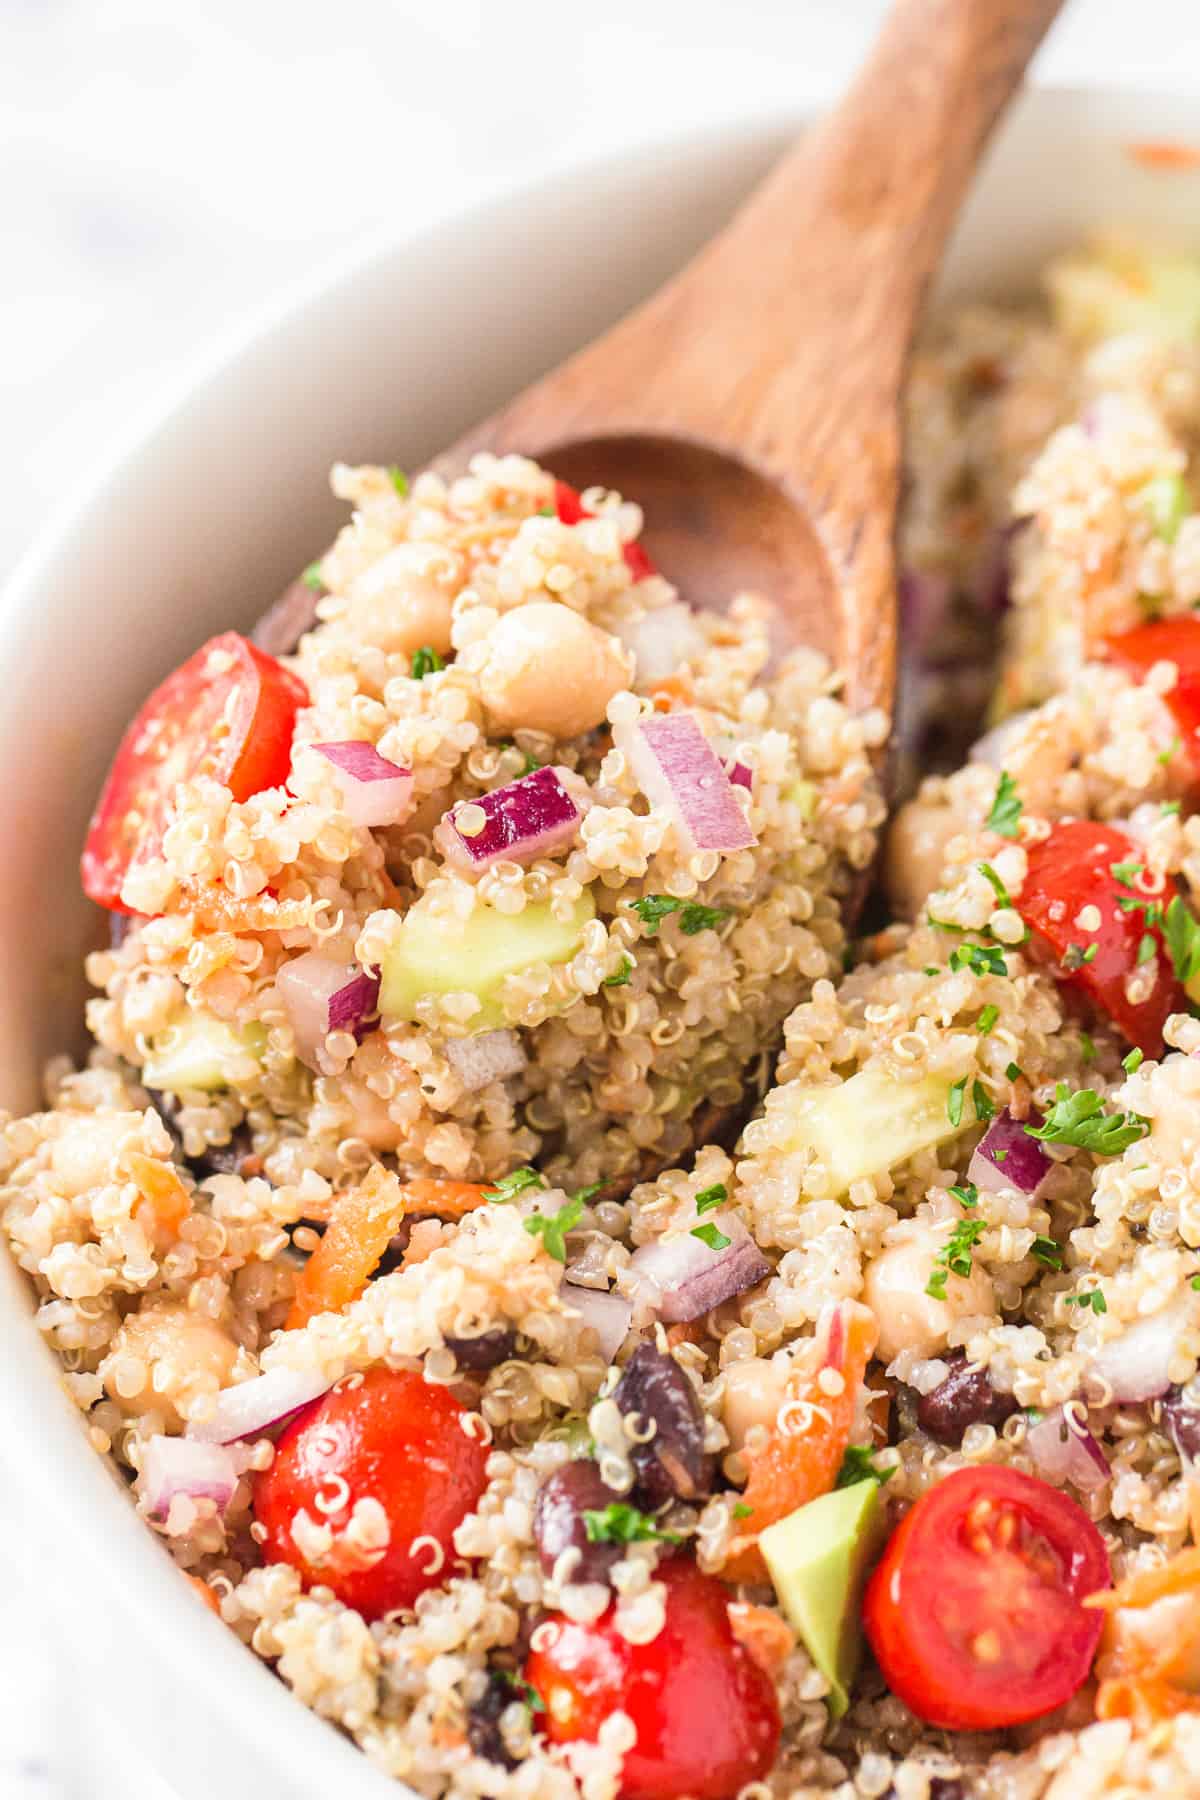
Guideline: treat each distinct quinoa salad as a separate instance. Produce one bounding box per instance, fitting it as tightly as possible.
[8,237,1200,1800]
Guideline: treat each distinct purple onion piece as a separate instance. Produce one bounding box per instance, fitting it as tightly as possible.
[620,712,756,857]
[1162,1386,1200,1466]
[968,1107,1051,1198]
[443,766,582,871]
[313,741,415,829]
[628,1214,770,1324]
[328,968,382,1038]
[561,1283,633,1362]
[1025,1404,1109,1493]
[139,1434,250,1516]
[727,760,753,792]
[187,1367,332,1445]
[251,577,321,656]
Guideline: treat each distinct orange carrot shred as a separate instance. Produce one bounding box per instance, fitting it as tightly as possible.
[728,1602,796,1677]
[125,1151,192,1238]
[186,1573,221,1615]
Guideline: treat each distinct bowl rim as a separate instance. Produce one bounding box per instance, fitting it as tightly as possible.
[2,79,1196,1800]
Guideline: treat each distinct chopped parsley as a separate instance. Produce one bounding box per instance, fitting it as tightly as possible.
[947,1077,967,1129]
[485,1166,545,1203]
[732,1501,754,1519]
[926,1218,987,1301]
[387,466,409,497]
[924,965,941,977]
[603,956,634,988]
[1063,942,1098,970]
[1066,1288,1107,1314]
[628,896,729,936]
[976,1004,1000,1035]
[1123,1048,1144,1074]
[498,1671,546,1718]
[691,1222,732,1252]
[949,941,1009,978]
[1160,735,1182,767]
[1136,932,1158,966]
[972,1078,996,1123]
[1192,1276,1200,1292]
[1005,1060,1024,1082]
[979,862,1011,908]
[694,1184,728,1214]
[524,1195,585,1263]
[411,645,444,679]
[1026,1085,1150,1156]
[583,1503,680,1546]
[986,771,1023,838]
[302,561,324,592]
[927,914,964,934]
[835,1445,893,1490]
[1164,895,1200,983]
[1163,800,1182,816]
[1031,1235,1063,1269]
[535,504,556,518]
[1079,1033,1096,1065]
[1111,860,1144,888]
[949,1181,979,1209]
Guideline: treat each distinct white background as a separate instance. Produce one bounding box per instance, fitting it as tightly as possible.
[2,1,1198,1793]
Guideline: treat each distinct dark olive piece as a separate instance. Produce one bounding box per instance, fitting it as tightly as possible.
[466,1670,518,1769]
[613,1343,715,1508]
[532,1460,625,1582]
[915,1353,1018,1447]
[445,1327,518,1371]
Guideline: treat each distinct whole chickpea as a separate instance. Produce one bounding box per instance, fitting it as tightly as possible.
[863,1225,994,1363]
[721,1356,792,1454]
[346,543,458,656]
[478,602,632,739]
[883,797,962,921]
[100,1302,239,1430]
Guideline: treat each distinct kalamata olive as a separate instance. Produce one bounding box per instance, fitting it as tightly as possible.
[445,1327,517,1371]
[146,1089,257,1181]
[466,1669,518,1769]
[533,1460,625,1582]
[1162,1386,1200,1462]
[915,1353,1018,1447]
[251,576,321,657]
[613,1343,715,1507]
[884,1781,962,1800]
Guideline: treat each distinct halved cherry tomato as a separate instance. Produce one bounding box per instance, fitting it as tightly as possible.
[1106,617,1200,775]
[553,479,656,581]
[81,632,308,912]
[525,1558,780,1800]
[1017,819,1186,1056]
[862,1466,1110,1731]
[254,1367,489,1621]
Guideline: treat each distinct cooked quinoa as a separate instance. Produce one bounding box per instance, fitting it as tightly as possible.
[8,239,1200,1800]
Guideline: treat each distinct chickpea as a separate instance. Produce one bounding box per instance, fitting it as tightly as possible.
[883,798,961,921]
[101,1303,238,1430]
[864,1227,994,1363]
[346,542,457,656]
[478,602,632,739]
[50,1112,147,1197]
[722,1356,792,1453]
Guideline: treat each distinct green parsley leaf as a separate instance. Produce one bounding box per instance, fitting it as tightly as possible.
[1163,800,1182,816]
[732,1501,754,1519]
[627,896,728,937]
[1082,944,1098,964]
[926,1218,987,1300]
[520,751,543,776]
[947,1077,967,1129]
[535,504,556,517]
[979,862,1011,908]
[986,771,1022,838]
[1079,1034,1096,1065]
[485,1166,545,1203]
[924,965,941,977]
[498,1671,546,1716]
[1160,735,1182,767]
[972,1079,996,1123]
[976,1004,1000,1035]
[1164,894,1200,983]
[387,466,409,497]
[835,1445,894,1490]
[1192,1276,1200,1292]
[691,1222,732,1251]
[1123,1048,1144,1074]
[524,1195,584,1263]
[679,902,729,935]
[603,956,634,988]
[949,1181,979,1209]
[571,1183,602,1206]
[949,941,1009,978]
[927,914,965,933]
[1066,1288,1107,1314]
[1031,1235,1063,1268]
[1026,1085,1150,1156]
[1110,860,1144,888]
[411,645,444,680]
[1063,942,1098,970]
[925,1266,948,1302]
[302,561,324,592]
[694,1184,728,1214]
[582,1503,680,1546]
[993,1147,1008,1162]
[1136,932,1158,966]
[1005,1061,1024,1082]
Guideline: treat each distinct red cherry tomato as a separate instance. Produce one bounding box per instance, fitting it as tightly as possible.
[525,1557,780,1800]
[553,479,656,581]
[1106,617,1200,774]
[254,1367,489,1621]
[81,632,308,912]
[1016,819,1187,1056]
[863,1466,1110,1731]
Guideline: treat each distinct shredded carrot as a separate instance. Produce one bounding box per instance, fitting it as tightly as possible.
[666,1319,707,1350]
[1085,1547,1200,1615]
[124,1151,192,1239]
[728,1602,796,1677]
[1126,139,1200,171]
[286,1169,490,1329]
[1088,1543,1200,1723]
[1095,1674,1200,1726]
[186,1573,221,1615]
[650,674,694,712]
[722,1301,878,1583]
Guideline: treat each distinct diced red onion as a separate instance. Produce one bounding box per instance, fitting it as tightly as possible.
[616,602,705,688]
[252,578,321,656]
[277,950,381,1066]
[1088,1295,1192,1403]
[1163,1387,1200,1469]
[628,1213,770,1323]
[440,766,584,872]
[1025,1404,1110,1492]
[139,1434,249,1518]
[445,1029,527,1091]
[619,712,756,857]
[968,1108,1052,1199]
[313,740,415,828]
[186,1367,332,1445]
[561,1282,633,1362]
[727,760,753,792]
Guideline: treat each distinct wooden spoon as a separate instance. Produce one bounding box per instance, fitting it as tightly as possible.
[441,0,1064,719]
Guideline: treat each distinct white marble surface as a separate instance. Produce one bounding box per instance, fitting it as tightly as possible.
[2,1,1198,1794]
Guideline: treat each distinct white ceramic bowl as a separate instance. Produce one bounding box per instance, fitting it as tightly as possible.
[3,85,1200,1800]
